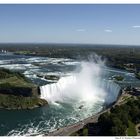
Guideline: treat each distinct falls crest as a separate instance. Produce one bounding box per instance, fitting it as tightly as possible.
[40,62,121,105]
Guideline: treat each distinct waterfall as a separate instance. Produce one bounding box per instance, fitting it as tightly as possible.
[40,61,121,105]
[40,76,77,103]
[40,76,120,104]
[100,80,121,103]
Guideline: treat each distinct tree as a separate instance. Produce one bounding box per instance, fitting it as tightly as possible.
[110,117,126,136]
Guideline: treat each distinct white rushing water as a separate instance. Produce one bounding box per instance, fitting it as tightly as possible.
[40,61,121,106]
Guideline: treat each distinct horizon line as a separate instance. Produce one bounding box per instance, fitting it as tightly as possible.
[0,42,140,47]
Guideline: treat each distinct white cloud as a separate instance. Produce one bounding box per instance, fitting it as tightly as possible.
[104,29,112,33]
[132,25,140,28]
[76,29,86,32]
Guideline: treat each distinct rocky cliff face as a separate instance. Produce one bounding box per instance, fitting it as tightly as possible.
[0,87,33,97]
[0,94,48,110]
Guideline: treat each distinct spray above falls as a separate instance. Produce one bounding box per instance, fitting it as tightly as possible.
[40,59,121,105]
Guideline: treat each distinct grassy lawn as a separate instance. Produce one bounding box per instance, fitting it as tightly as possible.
[0,75,35,88]
[122,96,129,101]
[83,128,88,136]
[122,96,133,102]
[0,68,35,88]
[127,121,137,136]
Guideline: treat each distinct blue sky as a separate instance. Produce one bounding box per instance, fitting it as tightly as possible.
[0,4,140,45]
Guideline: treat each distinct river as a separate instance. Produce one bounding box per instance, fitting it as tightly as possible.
[0,53,139,136]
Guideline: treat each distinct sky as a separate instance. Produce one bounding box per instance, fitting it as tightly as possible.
[0,4,140,45]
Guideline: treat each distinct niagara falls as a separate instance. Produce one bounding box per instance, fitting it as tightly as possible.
[40,61,120,106]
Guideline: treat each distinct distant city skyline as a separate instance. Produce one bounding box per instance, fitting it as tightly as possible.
[0,4,140,45]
